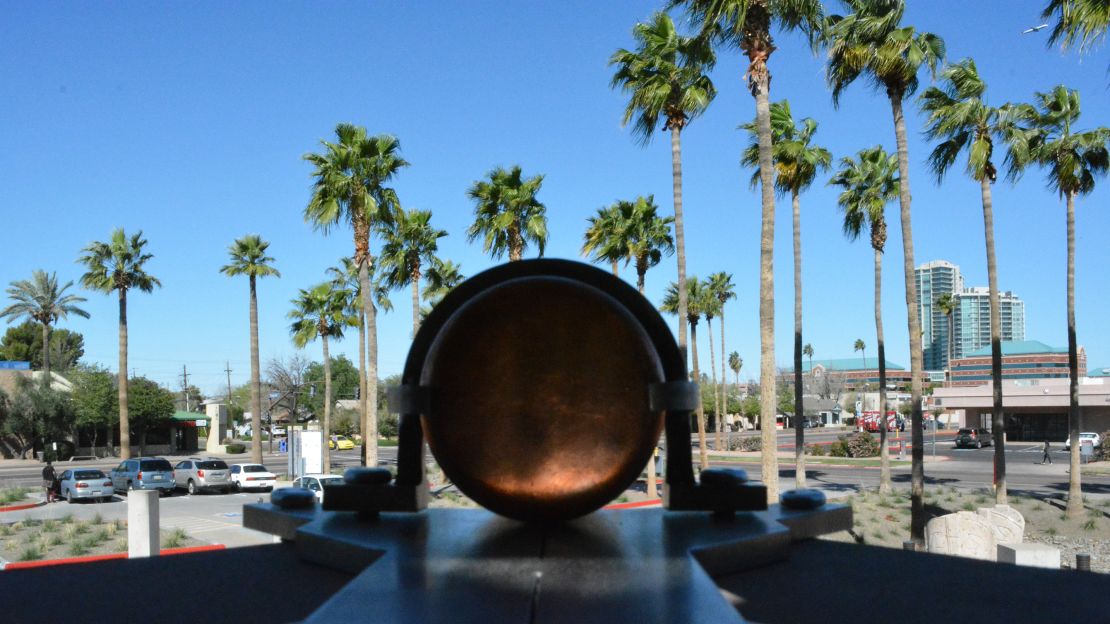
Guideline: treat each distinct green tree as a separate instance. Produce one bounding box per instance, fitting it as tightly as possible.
[803,343,814,371]
[610,11,716,371]
[466,165,547,262]
[662,277,709,469]
[935,293,955,377]
[289,283,357,474]
[0,321,85,372]
[127,376,174,457]
[328,256,394,426]
[832,146,900,494]
[379,207,448,336]
[673,0,823,505]
[742,100,831,489]
[921,59,1026,504]
[707,272,736,451]
[6,376,75,460]
[78,228,161,459]
[622,196,675,294]
[1,270,89,378]
[220,234,281,464]
[421,258,464,315]
[582,204,628,276]
[1015,85,1109,518]
[304,124,408,469]
[729,350,744,430]
[701,288,725,454]
[825,0,945,544]
[1043,0,1109,55]
[304,355,361,420]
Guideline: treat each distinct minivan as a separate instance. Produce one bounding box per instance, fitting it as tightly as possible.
[109,457,176,495]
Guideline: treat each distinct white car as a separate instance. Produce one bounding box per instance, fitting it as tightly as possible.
[1063,432,1102,451]
[291,474,345,503]
[229,463,277,492]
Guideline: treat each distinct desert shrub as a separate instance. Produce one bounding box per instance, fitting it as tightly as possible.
[225,443,246,454]
[378,412,400,439]
[163,528,188,549]
[18,545,44,561]
[806,443,828,456]
[734,436,762,452]
[846,432,880,458]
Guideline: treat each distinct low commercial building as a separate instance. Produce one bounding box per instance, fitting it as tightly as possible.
[799,358,928,392]
[948,340,1084,387]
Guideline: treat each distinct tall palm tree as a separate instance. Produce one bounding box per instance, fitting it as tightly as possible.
[803,343,814,372]
[78,229,161,459]
[673,0,823,505]
[729,350,743,434]
[619,196,675,293]
[466,165,547,262]
[742,100,831,489]
[1014,85,1109,518]
[304,124,408,468]
[421,258,464,315]
[825,0,945,543]
[707,272,736,448]
[935,293,955,378]
[702,291,723,453]
[289,283,357,475]
[854,340,867,376]
[328,258,395,420]
[610,11,716,372]
[832,146,901,494]
[220,235,280,464]
[662,277,709,469]
[379,208,448,336]
[1042,0,1109,54]
[582,204,628,276]
[921,59,1025,504]
[1,270,89,378]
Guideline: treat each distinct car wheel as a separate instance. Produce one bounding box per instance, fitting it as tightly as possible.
[976,440,982,449]
[232,481,241,493]
[66,490,74,504]
[187,480,196,495]
[102,496,112,503]
[128,481,135,491]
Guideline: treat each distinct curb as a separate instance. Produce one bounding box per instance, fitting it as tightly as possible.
[0,500,46,513]
[1,544,226,570]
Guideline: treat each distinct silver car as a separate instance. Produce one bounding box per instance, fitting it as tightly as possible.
[110,457,176,495]
[173,458,232,494]
[59,469,114,503]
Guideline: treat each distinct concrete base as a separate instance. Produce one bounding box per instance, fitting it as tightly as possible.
[127,490,160,558]
[997,543,1060,569]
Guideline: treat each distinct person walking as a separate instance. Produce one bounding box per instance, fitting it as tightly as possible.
[41,461,57,503]
[1041,439,1052,465]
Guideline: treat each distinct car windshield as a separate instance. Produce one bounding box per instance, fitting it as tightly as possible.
[74,470,106,480]
[243,465,268,473]
[320,477,344,484]
[140,460,173,471]
[198,460,228,470]
[957,429,972,435]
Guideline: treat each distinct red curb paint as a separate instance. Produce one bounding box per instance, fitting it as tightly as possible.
[3,543,226,570]
[604,499,663,510]
[0,501,45,513]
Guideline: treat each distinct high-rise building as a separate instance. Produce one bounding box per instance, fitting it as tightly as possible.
[952,287,1026,359]
[915,260,963,371]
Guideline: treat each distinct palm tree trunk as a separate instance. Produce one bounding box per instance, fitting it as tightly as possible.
[691,321,707,469]
[890,94,926,544]
[118,289,130,460]
[358,309,367,461]
[1066,190,1082,518]
[41,322,51,379]
[509,219,523,262]
[322,333,332,475]
[355,223,378,470]
[720,307,729,450]
[636,257,647,294]
[875,247,890,494]
[249,275,263,464]
[611,261,619,277]
[411,265,422,337]
[793,191,805,489]
[707,317,721,453]
[981,176,1006,504]
[754,71,779,505]
[670,125,688,367]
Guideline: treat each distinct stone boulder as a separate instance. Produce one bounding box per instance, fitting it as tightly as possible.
[977,505,1024,545]
[925,511,996,561]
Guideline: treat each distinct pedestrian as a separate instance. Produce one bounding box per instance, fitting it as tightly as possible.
[41,460,57,503]
[1041,439,1052,465]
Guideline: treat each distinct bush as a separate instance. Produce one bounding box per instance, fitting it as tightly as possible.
[806,443,828,456]
[726,436,761,451]
[378,412,399,439]
[1097,431,1110,461]
[829,432,880,458]
[225,443,246,454]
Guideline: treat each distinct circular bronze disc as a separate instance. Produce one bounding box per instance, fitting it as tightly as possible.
[421,276,665,522]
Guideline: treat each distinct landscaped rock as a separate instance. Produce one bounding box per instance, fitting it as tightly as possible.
[977,505,1025,545]
[925,511,996,561]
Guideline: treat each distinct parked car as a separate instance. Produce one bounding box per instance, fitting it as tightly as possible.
[109,457,176,495]
[59,468,113,503]
[1064,432,1102,451]
[230,463,276,492]
[329,435,355,451]
[173,457,232,494]
[955,428,993,449]
[291,474,345,503]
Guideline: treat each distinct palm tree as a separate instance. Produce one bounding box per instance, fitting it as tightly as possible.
[825,0,945,543]
[379,208,448,336]
[620,196,675,293]
[1,270,89,378]
[304,124,408,468]
[466,165,547,262]
[673,0,823,505]
[854,340,867,377]
[728,350,743,433]
[78,229,161,459]
[662,277,709,469]
[935,293,955,378]
[742,100,831,489]
[707,272,736,449]
[702,290,723,454]
[610,11,716,372]
[328,258,395,421]
[421,258,464,315]
[582,204,628,276]
[803,343,814,372]
[1014,85,1109,518]
[832,146,901,494]
[1042,0,1109,54]
[921,59,1024,504]
[220,235,280,464]
[289,283,357,475]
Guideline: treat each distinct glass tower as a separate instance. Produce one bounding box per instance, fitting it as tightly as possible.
[915,260,963,371]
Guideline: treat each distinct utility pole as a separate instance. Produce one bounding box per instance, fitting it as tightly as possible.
[225,361,234,436]
[181,365,190,412]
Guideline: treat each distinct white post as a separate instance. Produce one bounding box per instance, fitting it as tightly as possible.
[128,489,160,558]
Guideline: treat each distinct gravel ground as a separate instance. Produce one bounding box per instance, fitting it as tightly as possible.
[1027,534,1110,573]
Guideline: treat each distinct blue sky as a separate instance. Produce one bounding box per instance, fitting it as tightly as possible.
[2,1,1108,395]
